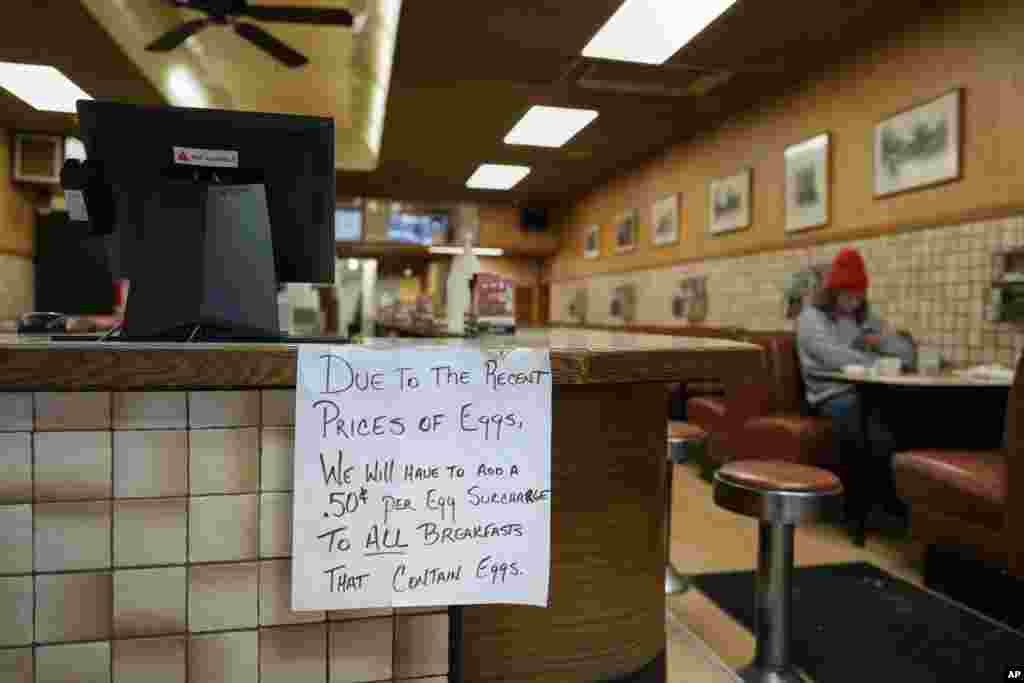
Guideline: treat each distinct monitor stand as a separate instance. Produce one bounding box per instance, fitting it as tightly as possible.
[122,181,281,341]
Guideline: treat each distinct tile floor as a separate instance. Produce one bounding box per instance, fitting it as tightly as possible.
[664,462,924,683]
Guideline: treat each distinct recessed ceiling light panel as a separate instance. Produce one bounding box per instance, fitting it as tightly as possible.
[0,62,91,113]
[582,0,738,65]
[465,164,531,190]
[504,105,598,148]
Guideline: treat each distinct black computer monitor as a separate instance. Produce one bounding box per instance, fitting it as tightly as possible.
[74,100,336,339]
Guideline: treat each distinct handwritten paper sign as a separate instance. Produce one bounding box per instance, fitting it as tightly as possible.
[291,344,552,610]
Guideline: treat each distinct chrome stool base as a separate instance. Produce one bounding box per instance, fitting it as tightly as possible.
[737,664,807,683]
[665,563,690,594]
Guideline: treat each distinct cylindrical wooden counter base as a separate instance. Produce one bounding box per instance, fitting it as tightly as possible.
[460,383,668,682]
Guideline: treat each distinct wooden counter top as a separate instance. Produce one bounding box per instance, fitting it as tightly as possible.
[0,329,760,391]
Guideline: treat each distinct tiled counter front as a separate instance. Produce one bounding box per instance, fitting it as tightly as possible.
[0,389,450,683]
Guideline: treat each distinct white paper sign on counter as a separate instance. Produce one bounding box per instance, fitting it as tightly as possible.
[291,345,552,610]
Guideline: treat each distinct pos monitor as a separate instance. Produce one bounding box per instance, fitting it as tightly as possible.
[71,100,335,340]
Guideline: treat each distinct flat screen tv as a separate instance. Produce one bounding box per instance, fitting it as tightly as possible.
[388,211,449,245]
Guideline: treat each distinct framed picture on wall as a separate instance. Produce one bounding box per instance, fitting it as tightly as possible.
[652,194,680,246]
[610,283,636,322]
[583,224,600,259]
[784,132,830,233]
[614,209,638,252]
[709,169,751,235]
[874,88,961,197]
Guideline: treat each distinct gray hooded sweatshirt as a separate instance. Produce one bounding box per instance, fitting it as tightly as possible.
[796,305,916,407]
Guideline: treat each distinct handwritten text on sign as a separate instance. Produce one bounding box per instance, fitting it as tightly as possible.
[291,345,552,610]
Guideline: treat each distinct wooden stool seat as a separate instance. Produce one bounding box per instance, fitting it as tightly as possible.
[669,420,707,441]
[717,460,842,495]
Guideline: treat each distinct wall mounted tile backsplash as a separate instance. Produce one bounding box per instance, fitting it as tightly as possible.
[0,390,452,683]
[552,214,1024,367]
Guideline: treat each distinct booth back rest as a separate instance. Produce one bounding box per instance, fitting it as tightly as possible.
[1005,352,1024,576]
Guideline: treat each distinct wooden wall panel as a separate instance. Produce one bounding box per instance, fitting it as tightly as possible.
[477,204,559,255]
[547,1,1024,283]
[0,130,39,257]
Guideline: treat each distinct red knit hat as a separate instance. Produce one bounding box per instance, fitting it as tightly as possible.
[825,248,868,294]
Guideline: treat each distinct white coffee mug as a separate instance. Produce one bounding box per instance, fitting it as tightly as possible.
[876,357,902,376]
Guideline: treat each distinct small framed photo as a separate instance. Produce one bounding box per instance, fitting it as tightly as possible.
[652,194,680,246]
[583,224,600,259]
[709,169,751,235]
[874,88,961,198]
[609,283,636,322]
[785,132,830,233]
[614,209,638,252]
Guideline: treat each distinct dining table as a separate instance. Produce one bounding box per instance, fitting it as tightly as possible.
[809,368,1013,545]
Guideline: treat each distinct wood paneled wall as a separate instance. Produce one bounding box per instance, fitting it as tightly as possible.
[0,130,38,258]
[546,0,1024,283]
[477,204,559,255]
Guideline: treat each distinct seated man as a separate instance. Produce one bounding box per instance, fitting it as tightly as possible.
[796,248,916,516]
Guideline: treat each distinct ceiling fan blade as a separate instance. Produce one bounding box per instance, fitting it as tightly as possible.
[234,22,309,67]
[146,18,211,51]
[240,5,354,26]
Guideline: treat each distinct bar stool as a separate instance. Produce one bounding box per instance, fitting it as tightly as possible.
[665,421,707,594]
[713,460,843,683]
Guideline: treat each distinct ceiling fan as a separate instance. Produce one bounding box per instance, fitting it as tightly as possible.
[145,0,360,68]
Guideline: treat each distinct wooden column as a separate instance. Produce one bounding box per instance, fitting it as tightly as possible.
[460,382,668,682]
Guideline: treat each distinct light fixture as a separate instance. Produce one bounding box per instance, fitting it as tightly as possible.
[504,105,598,148]
[428,246,504,257]
[0,62,91,113]
[465,164,531,191]
[403,267,413,278]
[347,258,359,271]
[582,0,737,65]
[166,66,207,108]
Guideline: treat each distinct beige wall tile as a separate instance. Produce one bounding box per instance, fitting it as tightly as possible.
[35,572,112,643]
[189,428,258,495]
[0,576,33,646]
[113,498,187,567]
[260,623,327,683]
[328,607,393,621]
[189,630,258,683]
[189,494,258,563]
[114,567,187,638]
[189,391,259,429]
[262,389,296,427]
[260,492,292,558]
[395,613,449,678]
[0,504,32,574]
[36,642,110,683]
[35,392,110,431]
[0,432,31,503]
[188,562,258,632]
[0,647,32,683]
[261,427,294,491]
[260,559,324,626]
[0,393,32,432]
[34,431,112,501]
[34,501,111,572]
[329,617,393,683]
[114,430,188,498]
[112,635,186,683]
[113,392,187,430]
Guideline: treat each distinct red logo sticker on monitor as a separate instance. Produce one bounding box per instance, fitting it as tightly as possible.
[172,146,239,168]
